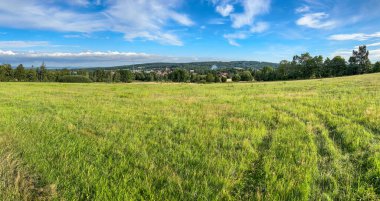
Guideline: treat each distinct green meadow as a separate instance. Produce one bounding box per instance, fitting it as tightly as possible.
[1,73,379,200]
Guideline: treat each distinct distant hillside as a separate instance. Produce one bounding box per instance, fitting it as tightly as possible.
[83,61,278,71]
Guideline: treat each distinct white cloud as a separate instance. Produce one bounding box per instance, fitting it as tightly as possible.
[295,5,310,13]
[223,33,248,46]
[329,32,380,41]
[0,50,217,67]
[0,0,194,46]
[230,0,271,28]
[0,1,105,32]
[296,12,336,29]
[212,0,271,45]
[370,49,380,61]
[0,41,50,48]
[216,4,234,17]
[211,0,270,28]
[366,42,380,47]
[223,21,267,46]
[250,22,269,33]
[0,50,16,56]
[123,32,183,46]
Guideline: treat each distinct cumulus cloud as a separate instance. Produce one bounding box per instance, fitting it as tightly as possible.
[230,0,271,29]
[0,50,218,67]
[328,32,380,41]
[212,0,271,45]
[296,12,336,29]
[216,4,234,17]
[0,0,194,46]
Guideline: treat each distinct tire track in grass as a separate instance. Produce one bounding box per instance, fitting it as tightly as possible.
[238,99,317,200]
[297,102,380,199]
[233,100,305,200]
[262,112,318,200]
[270,103,357,200]
[232,103,278,200]
[235,99,318,200]
[234,127,274,200]
[0,135,57,201]
[315,110,380,199]
[301,101,380,138]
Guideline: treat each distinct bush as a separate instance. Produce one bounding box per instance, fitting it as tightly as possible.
[374,62,380,73]
[206,73,215,83]
[232,74,241,82]
[240,71,253,81]
[58,75,92,83]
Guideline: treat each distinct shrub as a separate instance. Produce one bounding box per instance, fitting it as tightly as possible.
[206,73,215,83]
[374,62,380,73]
[240,71,253,81]
[57,75,92,83]
[232,74,241,82]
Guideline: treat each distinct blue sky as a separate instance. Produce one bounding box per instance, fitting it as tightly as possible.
[0,0,379,67]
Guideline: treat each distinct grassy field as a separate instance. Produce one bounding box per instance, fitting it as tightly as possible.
[1,73,379,200]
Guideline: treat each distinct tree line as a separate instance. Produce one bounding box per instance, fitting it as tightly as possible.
[1,46,379,83]
[253,46,380,81]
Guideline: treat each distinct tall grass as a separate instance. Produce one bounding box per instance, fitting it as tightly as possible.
[0,73,379,200]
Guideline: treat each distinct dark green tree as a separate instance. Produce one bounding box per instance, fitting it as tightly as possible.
[14,64,26,81]
[120,70,135,83]
[330,56,347,76]
[277,60,291,80]
[190,74,200,83]
[349,45,371,74]
[255,66,276,81]
[214,76,221,83]
[113,71,121,82]
[232,74,241,82]
[240,71,253,81]
[0,64,13,81]
[37,62,48,81]
[373,62,380,73]
[168,69,189,82]
[206,73,215,83]
[322,58,332,77]
[26,68,37,81]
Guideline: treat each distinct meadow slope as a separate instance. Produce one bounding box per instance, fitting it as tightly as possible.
[0,74,379,200]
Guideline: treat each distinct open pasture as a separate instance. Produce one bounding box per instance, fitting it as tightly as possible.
[1,74,380,200]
